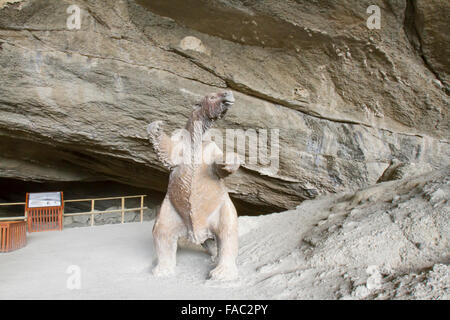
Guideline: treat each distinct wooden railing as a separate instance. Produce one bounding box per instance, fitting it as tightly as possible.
[63,195,148,226]
[0,195,148,227]
[0,220,27,252]
[0,202,26,221]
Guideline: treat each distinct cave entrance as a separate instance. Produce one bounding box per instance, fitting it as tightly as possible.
[0,178,165,228]
[0,178,282,226]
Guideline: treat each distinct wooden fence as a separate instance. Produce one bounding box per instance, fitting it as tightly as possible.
[0,220,27,252]
[0,195,148,227]
[63,195,147,226]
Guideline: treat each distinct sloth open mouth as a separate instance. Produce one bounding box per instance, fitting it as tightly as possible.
[223,100,234,107]
[222,93,235,107]
[216,92,235,119]
[222,91,235,106]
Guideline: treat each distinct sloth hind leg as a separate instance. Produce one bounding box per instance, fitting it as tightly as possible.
[152,196,185,277]
[209,198,238,281]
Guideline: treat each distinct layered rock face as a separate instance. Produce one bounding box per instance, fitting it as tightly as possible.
[0,0,448,212]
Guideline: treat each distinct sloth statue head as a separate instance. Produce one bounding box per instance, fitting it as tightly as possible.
[195,91,235,121]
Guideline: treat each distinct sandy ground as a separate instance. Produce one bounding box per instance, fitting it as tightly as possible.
[0,222,252,299]
[0,168,448,299]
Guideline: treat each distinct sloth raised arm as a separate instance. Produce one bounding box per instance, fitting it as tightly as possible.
[214,153,241,178]
[147,120,177,169]
[206,142,241,179]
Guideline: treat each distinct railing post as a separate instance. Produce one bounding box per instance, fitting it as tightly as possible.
[121,197,125,224]
[140,196,144,223]
[91,199,95,227]
[61,207,64,230]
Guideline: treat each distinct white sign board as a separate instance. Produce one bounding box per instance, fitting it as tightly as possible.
[28,192,62,208]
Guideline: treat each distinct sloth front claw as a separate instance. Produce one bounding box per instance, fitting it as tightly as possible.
[209,263,238,281]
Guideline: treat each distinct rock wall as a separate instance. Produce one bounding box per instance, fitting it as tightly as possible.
[0,0,448,212]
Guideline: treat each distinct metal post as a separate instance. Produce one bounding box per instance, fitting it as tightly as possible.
[121,197,125,224]
[91,199,95,227]
[140,196,144,223]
